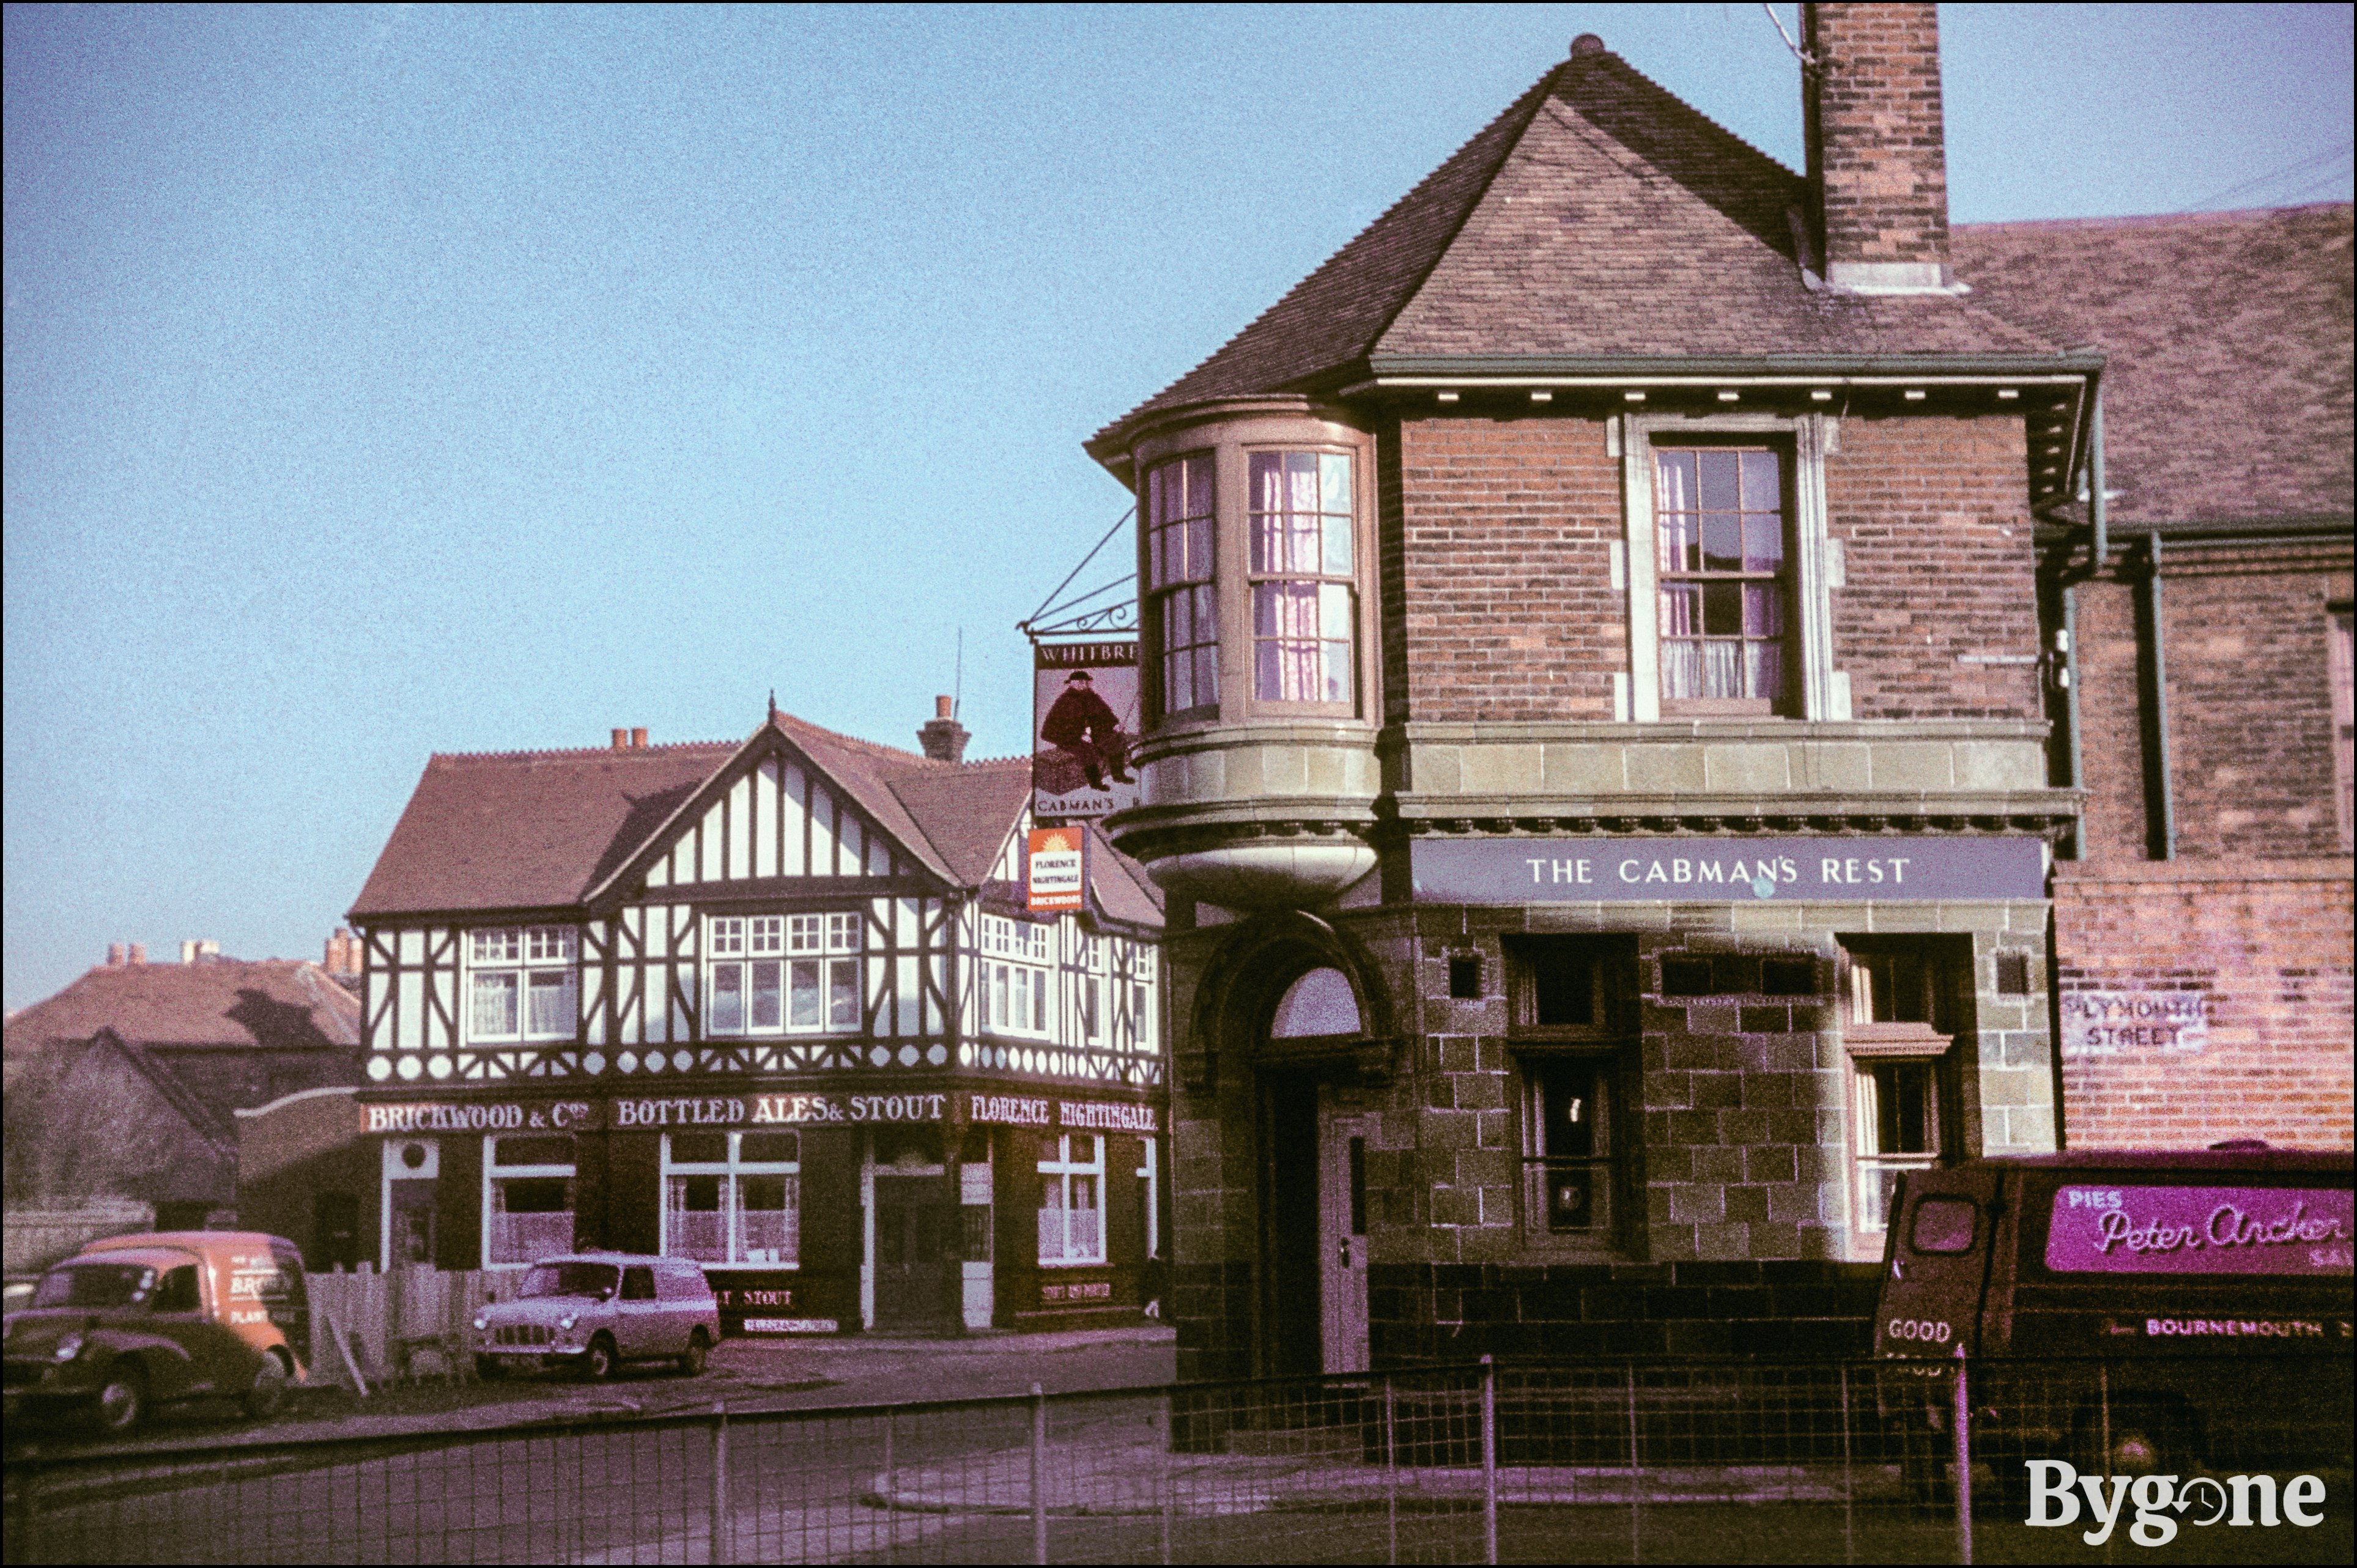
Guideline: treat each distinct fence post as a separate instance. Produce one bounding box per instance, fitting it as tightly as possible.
[1384,1375,1399,1567]
[884,1406,898,1557]
[1480,1355,1498,1566]
[1626,1360,1642,1564]
[1952,1347,1974,1567]
[709,1399,729,1566]
[1839,1363,1856,1566]
[1156,1397,1174,1566]
[1031,1381,1048,1566]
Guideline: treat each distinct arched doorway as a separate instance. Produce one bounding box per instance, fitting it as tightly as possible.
[1261,967,1374,1375]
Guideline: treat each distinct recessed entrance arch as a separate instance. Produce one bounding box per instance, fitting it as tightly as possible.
[1189,915,1393,1378]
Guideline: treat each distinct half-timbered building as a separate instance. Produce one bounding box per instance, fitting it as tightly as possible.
[344,705,1165,1335]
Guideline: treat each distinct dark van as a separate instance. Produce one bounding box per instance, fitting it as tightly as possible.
[1876,1148,2354,1484]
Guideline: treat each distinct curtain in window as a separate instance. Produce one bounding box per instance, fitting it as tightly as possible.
[472,972,519,1037]
[527,970,578,1037]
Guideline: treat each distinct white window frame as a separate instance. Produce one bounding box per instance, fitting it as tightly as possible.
[1075,934,1107,1046]
[705,912,860,1037]
[481,1133,577,1271]
[1037,1133,1106,1265]
[1618,413,1841,722]
[660,1131,802,1267]
[465,926,580,1044]
[980,915,1052,1038]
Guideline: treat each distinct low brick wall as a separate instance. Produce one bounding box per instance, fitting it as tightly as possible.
[2055,858,2354,1149]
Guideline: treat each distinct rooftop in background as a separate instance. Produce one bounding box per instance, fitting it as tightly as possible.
[1953,203,2355,531]
[2,956,361,1061]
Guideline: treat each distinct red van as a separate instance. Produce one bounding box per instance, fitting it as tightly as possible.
[1875,1148,2353,1487]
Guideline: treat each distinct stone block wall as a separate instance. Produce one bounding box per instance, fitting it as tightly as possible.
[2055,859,2355,1150]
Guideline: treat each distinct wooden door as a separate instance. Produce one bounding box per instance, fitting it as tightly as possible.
[871,1176,952,1331]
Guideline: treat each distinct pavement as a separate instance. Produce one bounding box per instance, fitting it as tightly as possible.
[4,1322,1178,1462]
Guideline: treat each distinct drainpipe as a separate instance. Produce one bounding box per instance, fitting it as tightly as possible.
[2137,532,2177,860]
[2053,388,2101,858]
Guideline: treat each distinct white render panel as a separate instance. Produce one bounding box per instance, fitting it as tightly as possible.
[621,972,643,1045]
[928,953,945,1037]
[700,807,723,883]
[755,759,780,875]
[897,955,918,1036]
[398,929,424,966]
[783,764,808,878]
[647,857,670,888]
[810,784,836,876]
[429,967,456,1050]
[397,971,423,1052]
[728,777,752,881]
[867,832,889,877]
[584,963,606,1046]
[840,812,862,877]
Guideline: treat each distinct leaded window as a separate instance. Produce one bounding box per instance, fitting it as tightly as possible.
[1145,453,1218,715]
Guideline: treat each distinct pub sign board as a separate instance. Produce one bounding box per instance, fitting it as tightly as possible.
[1411,837,2046,903]
[1032,642,1139,822]
[1027,827,1084,912]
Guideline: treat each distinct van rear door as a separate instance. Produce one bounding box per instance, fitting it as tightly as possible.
[1874,1166,2002,1358]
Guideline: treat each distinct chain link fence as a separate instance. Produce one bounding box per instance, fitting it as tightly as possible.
[7,1355,2350,1564]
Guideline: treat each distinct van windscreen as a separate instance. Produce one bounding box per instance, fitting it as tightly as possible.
[2045,1185,2353,1276]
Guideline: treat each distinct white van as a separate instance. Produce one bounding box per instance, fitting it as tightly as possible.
[474,1254,719,1380]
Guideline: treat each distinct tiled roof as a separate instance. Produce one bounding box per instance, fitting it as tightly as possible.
[1095,42,2065,447]
[1953,204,2355,528]
[1,959,361,1061]
[352,742,737,917]
[350,713,1155,922]
[1083,819,1166,928]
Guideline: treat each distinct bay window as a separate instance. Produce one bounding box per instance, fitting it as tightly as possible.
[468,926,578,1043]
[1248,451,1355,704]
[1145,452,1217,716]
[484,1134,574,1268]
[708,912,860,1036]
[1037,1133,1104,1264]
[1654,446,1789,714]
[662,1131,801,1265]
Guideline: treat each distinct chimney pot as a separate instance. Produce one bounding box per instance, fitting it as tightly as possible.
[107,942,127,967]
[917,699,971,763]
[631,727,648,749]
[182,939,199,964]
[935,695,955,719]
[1569,33,1605,57]
[612,728,629,750]
[127,943,147,966]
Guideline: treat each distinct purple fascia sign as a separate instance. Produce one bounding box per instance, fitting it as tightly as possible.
[2046,1186,2355,1277]
[1409,837,2046,903]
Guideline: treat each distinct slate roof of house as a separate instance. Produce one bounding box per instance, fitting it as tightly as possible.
[1093,40,2068,450]
[1952,204,2355,530]
[1,959,362,1062]
[350,713,1161,927]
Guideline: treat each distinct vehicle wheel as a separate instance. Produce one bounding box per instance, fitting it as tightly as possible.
[243,1350,292,1421]
[581,1333,618,1381]
[676,1328,710,1377]
[94,1367,147,1438]
[475,1355,507,1381]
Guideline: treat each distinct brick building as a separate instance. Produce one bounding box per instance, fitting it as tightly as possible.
[1084,6,2351,1380]
[2,947,362,1264]
[1955,208,2354,1150]
[331,704,1166,1335]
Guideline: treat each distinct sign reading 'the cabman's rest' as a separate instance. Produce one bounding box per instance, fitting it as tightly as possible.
[1412,837,2045,903]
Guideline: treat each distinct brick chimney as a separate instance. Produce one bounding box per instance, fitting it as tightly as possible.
[127,942,147,965]
[180,939,220,964]
[1802,2,1956,294]
[106,942,127,967]
[324,928,361,976]
[917,695,970,763]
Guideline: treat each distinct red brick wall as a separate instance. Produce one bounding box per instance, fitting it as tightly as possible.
[2055,861,2354,1150]
[1389,413,1624,723]
[1824,415,2043,720]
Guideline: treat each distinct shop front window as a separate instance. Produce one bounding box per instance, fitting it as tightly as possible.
[662,1131,801,1265]
[1037,1133,1104,1265]
[485,1134,575,1268]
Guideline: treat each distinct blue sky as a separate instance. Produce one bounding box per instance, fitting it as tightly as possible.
[5,3,2351,1010]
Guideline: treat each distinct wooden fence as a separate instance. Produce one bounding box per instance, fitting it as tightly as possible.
[305,1267,508,1389]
